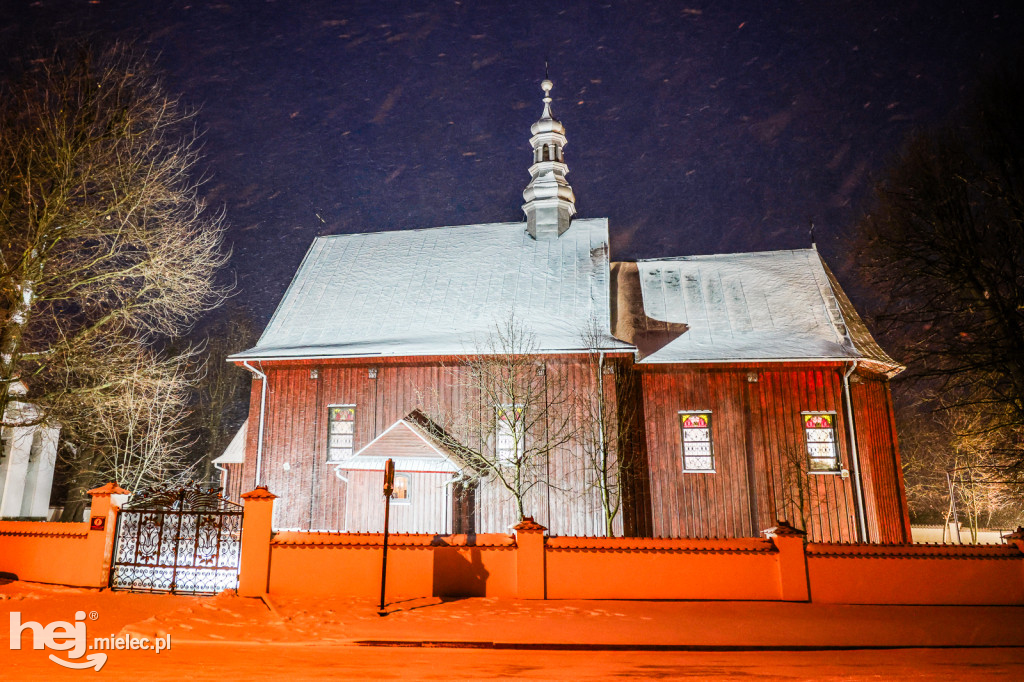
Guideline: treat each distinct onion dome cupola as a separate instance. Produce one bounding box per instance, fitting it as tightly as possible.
[522,79,576,239]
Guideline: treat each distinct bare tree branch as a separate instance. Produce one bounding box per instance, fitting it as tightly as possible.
[0,42,229,517]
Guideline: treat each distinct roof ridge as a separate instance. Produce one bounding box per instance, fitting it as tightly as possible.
[806,251,856,351]
[312,217,609,241]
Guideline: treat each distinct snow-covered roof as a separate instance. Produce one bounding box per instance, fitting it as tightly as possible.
[231,218,629,361]
[211,420,247,465]
[613,248,901,374]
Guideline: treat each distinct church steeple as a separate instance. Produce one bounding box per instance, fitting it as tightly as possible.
[522,78,576,239]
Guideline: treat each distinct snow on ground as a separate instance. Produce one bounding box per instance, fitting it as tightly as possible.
[2,579,1023,679]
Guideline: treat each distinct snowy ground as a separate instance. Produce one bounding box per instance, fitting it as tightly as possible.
[2,580,1023,679]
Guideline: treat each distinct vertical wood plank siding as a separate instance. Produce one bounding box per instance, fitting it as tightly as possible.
[615,365,653,537]
[344,471,453,533]
[638,364,903,543]
[237,358,905,541]
[221,463,245,501]
[850,378,912,542]
[641,367,756,539]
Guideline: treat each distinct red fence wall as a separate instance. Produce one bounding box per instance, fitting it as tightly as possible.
[252,525,1024,604]
[4,486,1021,608]
[267,532,517,599]
[544,537,781,600]
[807,543,1024,605]
[0,522,94,585]
[0,485,125,588]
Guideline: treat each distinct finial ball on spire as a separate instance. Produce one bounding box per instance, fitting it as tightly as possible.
[541,79,553,93]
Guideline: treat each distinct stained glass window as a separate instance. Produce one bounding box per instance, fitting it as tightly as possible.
[496,405,524,463]
[327,405,356,462]
[679,411,714,472]
[803,412,840,472]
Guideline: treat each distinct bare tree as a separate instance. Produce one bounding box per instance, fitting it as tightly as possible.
[427,316,577,522]
[0,43,228,512]
[899,398,1024,542]
[575,319,636,537]
[858,62,1024,469]
[894,403,951,527]
[190,304,257,484]
[777,445,821,534]
[57,341,201,519]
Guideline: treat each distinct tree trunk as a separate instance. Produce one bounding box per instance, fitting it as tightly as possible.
[0,276,36,425]
[58,447,106,522]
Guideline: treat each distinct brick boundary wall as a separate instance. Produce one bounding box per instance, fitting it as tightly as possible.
[806,542,1024,605]
[0,483,128,588]
[239,489,1024,604]
[2,484,1022,605]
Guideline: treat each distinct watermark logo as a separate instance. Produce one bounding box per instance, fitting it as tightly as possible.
[9,611,171,671]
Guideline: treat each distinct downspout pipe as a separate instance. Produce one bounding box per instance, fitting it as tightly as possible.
[597,351,606,462]
[242,361,268,487]
[842,360,869,542]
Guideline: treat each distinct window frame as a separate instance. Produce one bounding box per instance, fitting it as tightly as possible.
[495,404,525,464]
[678,410,715,473]
[326,404,357,463]
[391,473,411,504]
[801,411,842,474]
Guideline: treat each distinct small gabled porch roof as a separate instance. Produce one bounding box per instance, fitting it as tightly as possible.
[334,410,469,474]
[211,419,248,465]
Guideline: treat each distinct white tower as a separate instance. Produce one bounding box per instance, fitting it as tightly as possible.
[522,79,576,239]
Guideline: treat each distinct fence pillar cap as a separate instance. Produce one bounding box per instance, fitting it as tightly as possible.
[513,516,547,532]
[761,520,807,539]
[88,482,130,497]
[242,485,278,501]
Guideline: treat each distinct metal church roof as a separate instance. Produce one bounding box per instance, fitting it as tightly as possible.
[611,248,902,375]
[230,218,629,361]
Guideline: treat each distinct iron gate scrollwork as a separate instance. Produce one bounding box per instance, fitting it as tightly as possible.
[111,485,243,595]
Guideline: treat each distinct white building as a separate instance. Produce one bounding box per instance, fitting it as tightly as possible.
[0,382,60,519]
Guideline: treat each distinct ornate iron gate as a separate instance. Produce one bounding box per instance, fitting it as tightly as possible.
[111,485,243,595]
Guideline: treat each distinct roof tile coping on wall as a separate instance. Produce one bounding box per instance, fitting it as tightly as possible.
[0,521,90,538]
[271,531,515,548]
[512,516,548,532]
[806,542,1024,559]
[546,536,776,554]
[88,482,130,496]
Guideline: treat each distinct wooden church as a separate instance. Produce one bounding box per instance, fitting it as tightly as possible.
[222,79,911,543]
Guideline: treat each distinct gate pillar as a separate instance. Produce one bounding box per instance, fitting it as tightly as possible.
[87,483,130,588]
[239,486,277,597]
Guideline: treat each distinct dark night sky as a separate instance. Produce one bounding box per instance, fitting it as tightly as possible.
[4,1,1023,330]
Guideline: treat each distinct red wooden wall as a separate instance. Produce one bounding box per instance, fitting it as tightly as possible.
[237,356,615,535]
[850,377,912,542]
[236,357,908,541]
[638,362,908,543]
